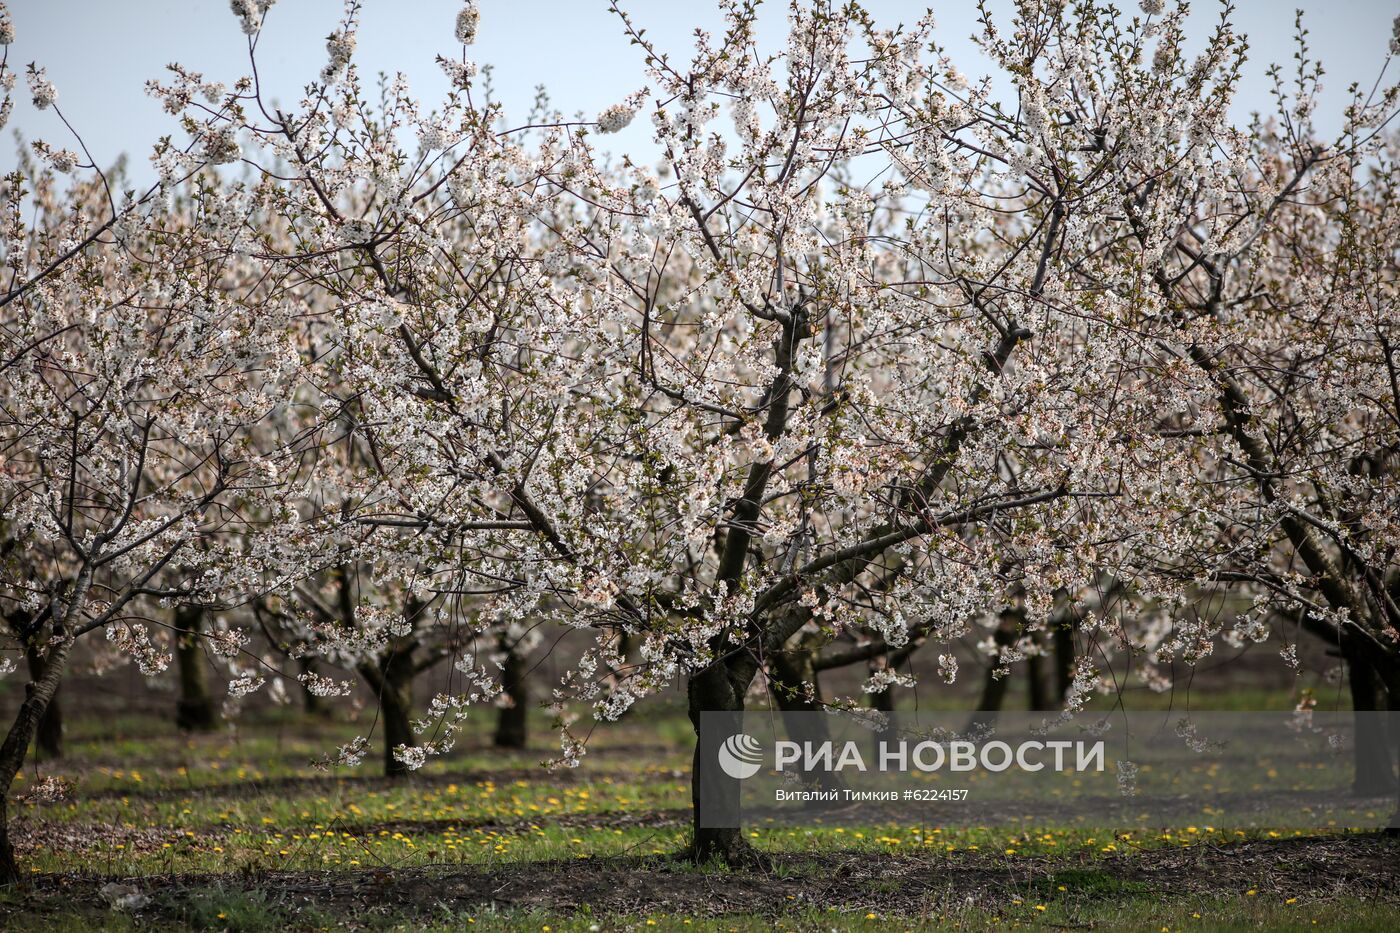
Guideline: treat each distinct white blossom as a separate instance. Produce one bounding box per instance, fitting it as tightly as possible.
[454,2,479,45]
[937,654,958,685]
[27,66,56,110]
[392,744,427,770]
[596,102,634,134]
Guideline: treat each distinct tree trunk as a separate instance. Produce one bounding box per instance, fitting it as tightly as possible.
[1345,650,1395,796]
[23,648,62,761]
[768,650,844,793]
[1026,651,1051,712]
[363,647,417,779]
[976,662,1010,712]
[968,616,1019,734]
[1052,622,1075,705]
[868,641,923,754]
[173,605,219,733]
[1371,658,1400,835]
[381,679,414,778]
[687,660,765,866]
[494,646,529,749]
[977,614,1020,713]
[0,631,74,885]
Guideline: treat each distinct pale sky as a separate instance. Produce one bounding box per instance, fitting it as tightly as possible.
[4,0,1398,183]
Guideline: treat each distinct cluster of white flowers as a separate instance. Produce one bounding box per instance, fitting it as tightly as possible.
[863,668,914,693]
[202,125,241,164]
[322,28,356,84]
[26,65,55,110]
[596,687,636,720]
[454,1,479,45]
[596,102,635,134]
[227,673,267,697]
[331,736,371,768]
[1116,759,1139,797]
[31,140,77,173]
[1224,611,1270,648]
[206,625,251,659]
[1062,658,1100,713]
[438,55,477,90]
[298,670,353,697]
[555,732,586,769]
[392,744,427,770]
[937,653,958,685]
[229,0,276,36]
[0,81,13,131]
[104,623,172,676]
[1173,718,1217,753]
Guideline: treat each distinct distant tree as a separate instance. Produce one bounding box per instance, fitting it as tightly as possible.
[493,631,531,749]
[172,605,219,732]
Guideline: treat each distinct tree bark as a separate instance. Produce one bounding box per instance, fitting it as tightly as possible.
[0,629,74,885]
[362,646,418,779]
[768,650,844,792]
[173,605,219,733]
[380,676,414,778]
[976,662,1010,713]
[1368,657,1400,834]
[1026,651,1051,712]
[494,646,529,749]
[685,306,796,866]
[687,660,766,866]
[1052,622,1075,705]
[23,648,62,761]
[1345,650,1395,796]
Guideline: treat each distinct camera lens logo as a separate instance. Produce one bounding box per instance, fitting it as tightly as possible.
[717,733,764,779]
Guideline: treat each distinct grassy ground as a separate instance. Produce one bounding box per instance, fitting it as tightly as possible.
[0,684,1396,930]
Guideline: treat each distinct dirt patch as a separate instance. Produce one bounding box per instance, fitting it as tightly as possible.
[4,833,1396,925]
[10,820,209,858]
